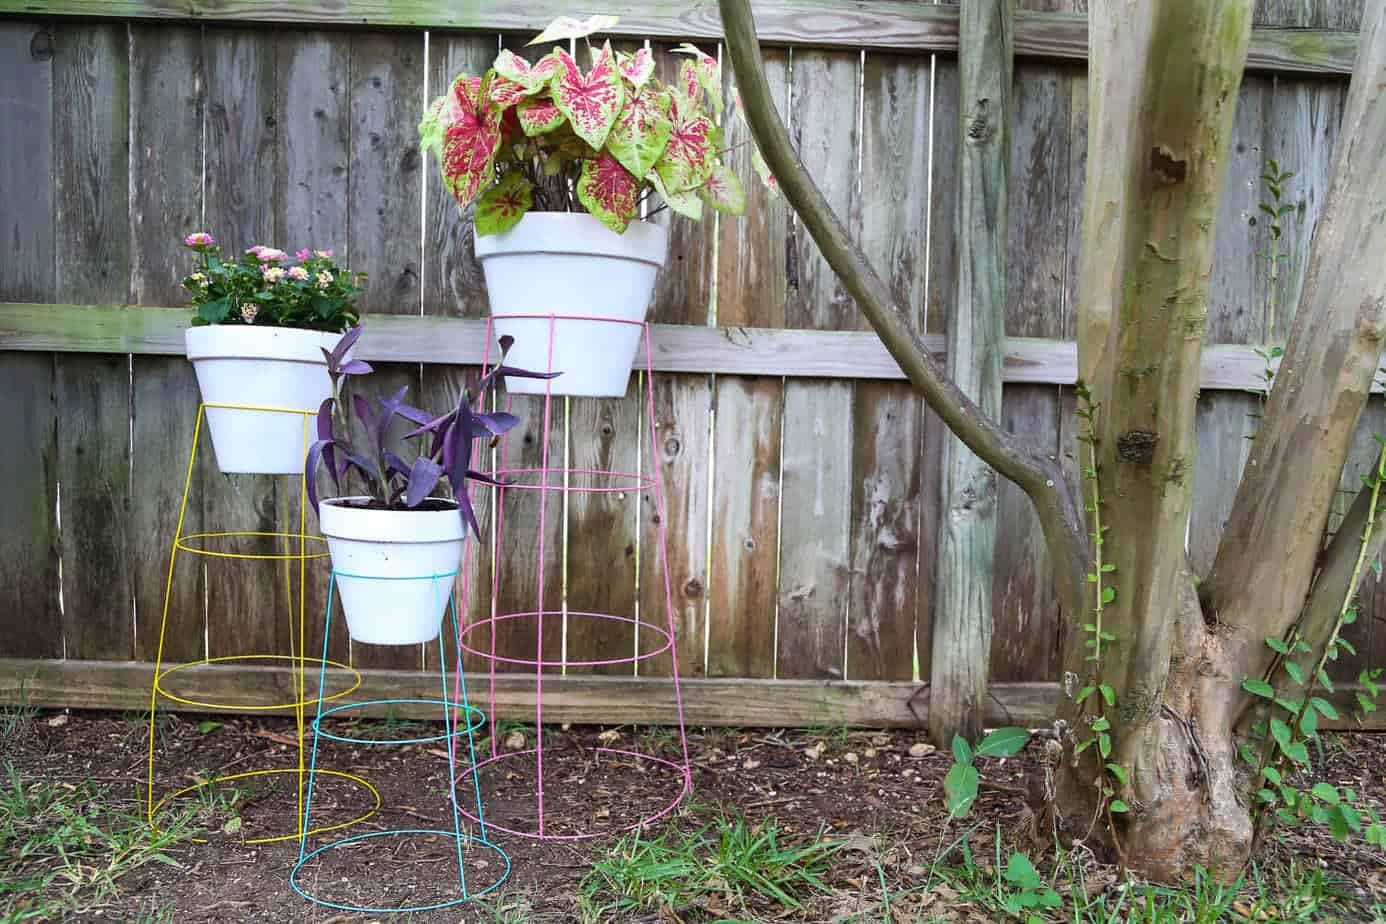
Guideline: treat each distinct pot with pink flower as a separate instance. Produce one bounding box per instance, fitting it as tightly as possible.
[420,15,773,397]
[180,235,365,474]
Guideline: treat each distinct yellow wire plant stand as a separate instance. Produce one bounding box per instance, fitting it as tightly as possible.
[144,402,379,845]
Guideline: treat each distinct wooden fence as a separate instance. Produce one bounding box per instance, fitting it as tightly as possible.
[1,0,1382,729]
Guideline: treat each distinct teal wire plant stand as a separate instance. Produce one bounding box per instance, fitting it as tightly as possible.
[290,568,510,913]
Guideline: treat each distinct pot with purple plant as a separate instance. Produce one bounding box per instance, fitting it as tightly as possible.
[181,234,364,473]
[419,15,773,397]
[308,327,555,645]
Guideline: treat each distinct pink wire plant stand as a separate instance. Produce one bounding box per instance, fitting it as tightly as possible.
[452,313,693,841]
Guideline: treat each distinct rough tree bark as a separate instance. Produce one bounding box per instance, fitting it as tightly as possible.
[930,0,1012,748]
[720,0,1386,882]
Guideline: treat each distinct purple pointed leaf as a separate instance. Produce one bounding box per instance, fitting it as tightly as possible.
[334,325,364,362]
[457,489,482,540]
[470,411,521,437]
[464,469,513,487]
[352,394,378,443]
[384,450,411,478]
[404,408,457,440]
[316,398,336,441]
[338,359,374,376]
[394,402,434,426]
[407,456,445,508]
[305,439,333,514]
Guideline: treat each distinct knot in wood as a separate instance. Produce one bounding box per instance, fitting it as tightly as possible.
[1116,429,1159,464]
[1149,145,1187,185]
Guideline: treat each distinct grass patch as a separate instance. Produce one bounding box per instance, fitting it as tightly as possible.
[0,763,201,922]
[910,829,1369,924]
[0,705,39,739]
[579,812,841,921]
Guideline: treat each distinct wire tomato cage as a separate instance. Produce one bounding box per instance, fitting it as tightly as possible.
[452,313,694,841]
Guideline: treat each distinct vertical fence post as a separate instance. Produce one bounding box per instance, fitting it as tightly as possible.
[929,0,1012,746]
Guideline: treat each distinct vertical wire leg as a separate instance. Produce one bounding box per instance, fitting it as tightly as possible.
[642,324,694,798]
[440,589,469,899]
[298,574,337,864]
[147,405,206,830]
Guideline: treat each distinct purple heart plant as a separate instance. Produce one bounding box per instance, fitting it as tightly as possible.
[306,326,557,536]
[418,14,776,235]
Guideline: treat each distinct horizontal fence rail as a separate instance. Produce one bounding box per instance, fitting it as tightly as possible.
[0,2,1360,74]
[0,302,1307,390]
[4,659,1383,730]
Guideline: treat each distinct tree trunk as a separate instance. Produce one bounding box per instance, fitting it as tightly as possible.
[1051,0,1254,875]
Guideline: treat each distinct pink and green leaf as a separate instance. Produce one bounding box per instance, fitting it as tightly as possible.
[673,43,722,116]
[577,153,640,233]
[494,48,561,89]
[517,94,566,136]
[649,169,702,221]
[550,43,624,150]
[616,47,655,90]
[606,84,672,181]
[475,170,534,236]
[527,14,619,46]
[701,162,746,215]
[424,74,503,208]
[655,93,714,192]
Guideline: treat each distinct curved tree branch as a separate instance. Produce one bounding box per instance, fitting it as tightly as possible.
[718,0,1088,619]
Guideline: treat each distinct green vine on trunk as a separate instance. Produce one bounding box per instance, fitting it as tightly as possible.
[1247,160,1293,440]
[1071,383,1129,857]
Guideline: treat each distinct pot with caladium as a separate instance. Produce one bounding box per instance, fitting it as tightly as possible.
[307,327,556,645]
[419,14,774,397]
[181,234,365,474]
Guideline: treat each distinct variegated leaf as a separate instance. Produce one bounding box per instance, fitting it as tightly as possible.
[655,92,714,193]
[517,95,566,136]
[550,44,624,150]
[527,14,619,46]
[475,170,534,236]
[616,47,655,89]
[649,169,703,221]
[577,153,640,233]
[424,75,503,208]
[701,162,745,215]
[673,43,722,117]
[606,84,672,181]
[494,48,562,90]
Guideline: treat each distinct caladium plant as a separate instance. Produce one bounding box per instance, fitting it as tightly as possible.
[419,14,775,235]
[306,326,557,537]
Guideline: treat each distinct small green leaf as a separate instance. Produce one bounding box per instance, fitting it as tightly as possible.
[1257,788,1277,805]
[1285,741,1310,764]
[977,727,1029,758]
[1100,563,1116,573]
[1262,766,1282,785]
[1099,684,1116,707]
[1274,698,1301,716]
[1101,586,1116,605]
[1091,717,1111,732]
[1299,706,1318,738]
[1242,679,1275,699]
[1284,661,1306,685]
[1270,718,1292,751]
[1109,799,1130,813]
[1265,637,1290,655]
[951,735,973,766]
[1105,763,1129,786]
[943,762,979,818]
[1312,782,1340,805]
[197,720,222,735]
[1098,733,1112,759]
[1076,686,1095,705]
[1318,668,1335,693]
[1310,697,1340,720]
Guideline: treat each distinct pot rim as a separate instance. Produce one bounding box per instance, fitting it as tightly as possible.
[319,495,466,544]
[184,324,345,363]
[473,211,667,266]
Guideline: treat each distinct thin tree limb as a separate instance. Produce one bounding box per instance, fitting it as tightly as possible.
[1204,0,1386,683]
[718,0,1089,620]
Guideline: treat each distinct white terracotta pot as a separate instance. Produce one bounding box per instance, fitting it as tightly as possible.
[474,212,668,397]
[184,326,341,474]
[318,498,465,646]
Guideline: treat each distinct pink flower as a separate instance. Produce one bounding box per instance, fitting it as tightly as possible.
[240,304,259,323]
[315,270,333,290]
[288,266,309,281]
[246,246,288,263]
[184,232,216,248]
[295,248,312,262]
[263,266,286,283]
[314,249,334,259]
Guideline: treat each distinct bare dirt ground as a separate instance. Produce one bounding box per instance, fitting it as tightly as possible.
[3,710,1385,922]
